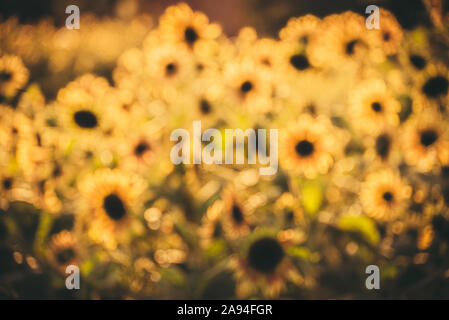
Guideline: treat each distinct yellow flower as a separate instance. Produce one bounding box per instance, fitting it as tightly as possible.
[399,38,431,74]
[57,74,119,143]
[417,64,449,103]
[0,54,29,99]
[48,230,82,274]
[402,109,449,172]
[348,79,401,134]
[376,9,403,56]
[221,187,253,240]
[158,3,221,54]
[223,60,273,113]
[362,124,401,165]
[280,114,339,178]
[178,75,225,129]
[143,42,195,101]
[360,169,410,222]
[279,41,315,74]
[279,14,321,45]
[308,11,383,68]
[0,167,17,210]
[241,38,284,72]
[0,107,32,154]
[77,168,147,249]
[230,234,303,298]
[274,192,305,227]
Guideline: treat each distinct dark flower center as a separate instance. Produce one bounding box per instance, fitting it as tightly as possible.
[295,139,314,157]
[443,185,449,207]
[165,62,178,77]
[299,35,309,45]
[240,81,253,93]
[345,39,359,55]
[212,221,223,238]
[52,165,62,177]
[231,204,244,224]
[196,63,204,72]
[382,191,394,203]
[409,54,426,70]
[2,178,12,190]
[248,237,284,274]
[306,104,317,115]
[261,58,271,66]
[420,129,438,147]
[0,71,12,82]
[36,133,42,147]
[375,133,391,159]
[199,99,212,114]
[371,102,382,113]
[103,193,126,221]
[422,76,449,98]
[73,110,98,129]
[285,210,295,223]
[290,54,310,70]
[442,166,449,178]
[184,27,198,44]
[134,141,150,156]
[56,248,75,264]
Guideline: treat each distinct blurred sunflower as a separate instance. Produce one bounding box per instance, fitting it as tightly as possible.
[274,192,304,228]
[47,230,82,274]
[0,168,17,210]
[279,14,321,45]
[230,233,302,298]
[223,60,273,113]
[57,74,117,143]
[0,54,29,100]
[181,75,225,129]
[360,169,411,222]
[362,125,400,165]
[417,64,449,104]
[348,79,401,134]
[308,11,383,68]
[77,168,147,249]
[280,114,339,178]
[402,109,449,172]
[143,42,195,101]
[399,38,431,74]
[241,38,283,72]
[377,9,403,56]
[0,107,32,152]
[221,187,253,240]
[158,3,221,54]
[280,41,315,75]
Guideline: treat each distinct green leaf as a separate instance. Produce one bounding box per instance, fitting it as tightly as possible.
[287,246,320,262]
[338,216,380,245]
[301,180,322,215]
[160,267,185,287]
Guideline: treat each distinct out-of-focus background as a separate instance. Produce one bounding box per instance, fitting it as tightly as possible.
[0,0,446,35]
[2,0,449,300]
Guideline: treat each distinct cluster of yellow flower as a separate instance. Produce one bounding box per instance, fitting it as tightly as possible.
[1,2,449,299]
